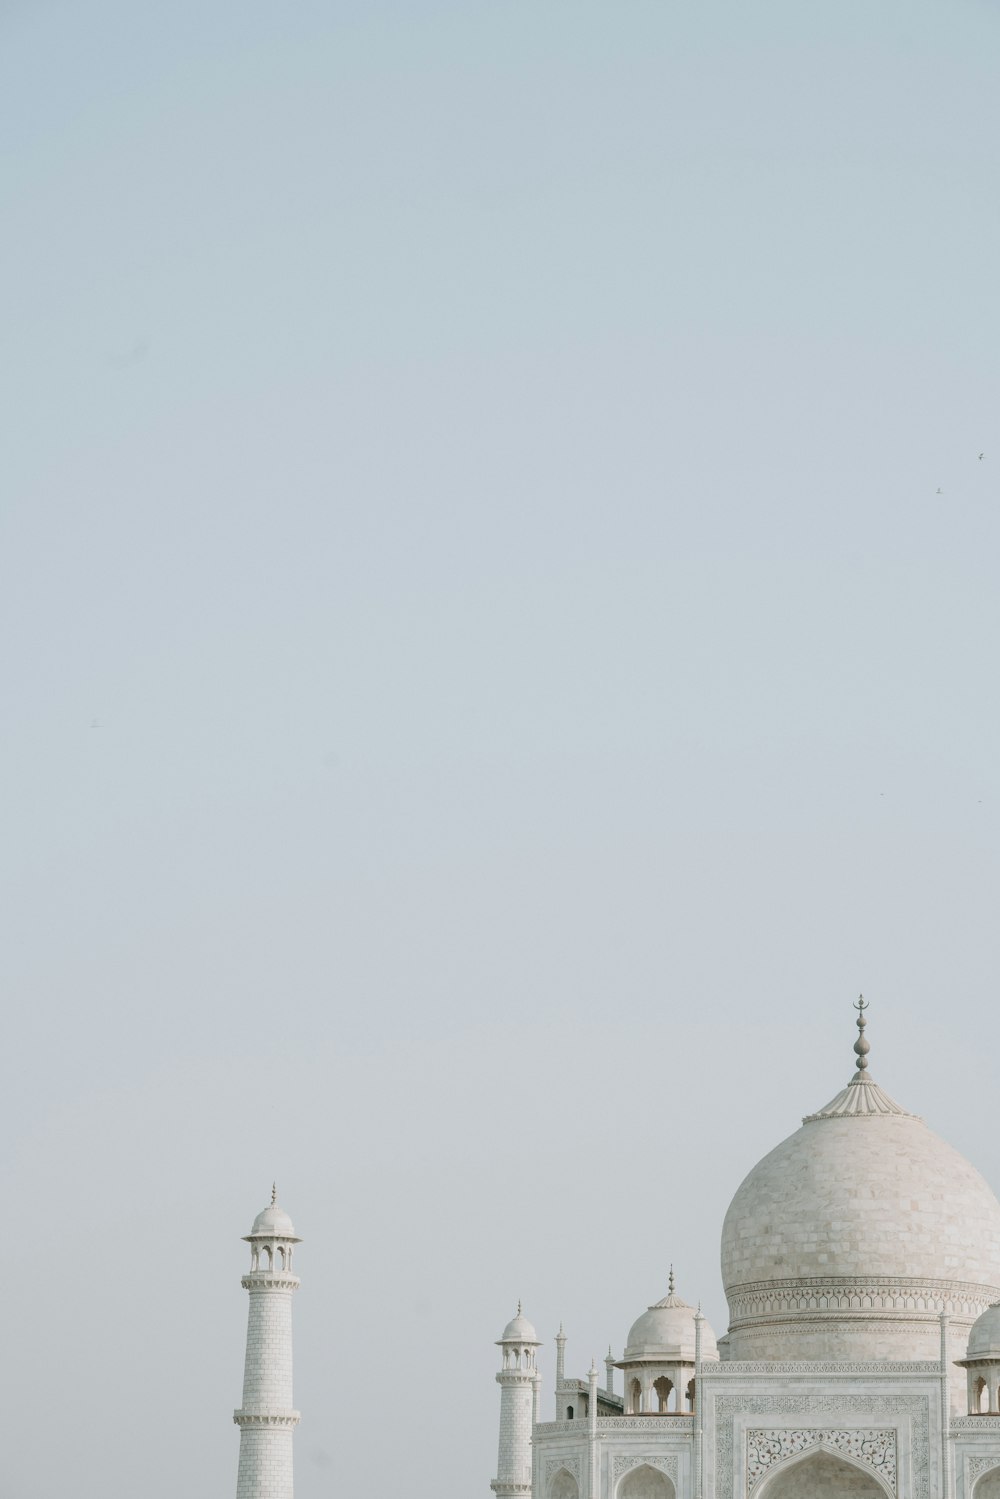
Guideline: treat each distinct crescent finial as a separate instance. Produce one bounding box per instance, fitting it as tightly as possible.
[853,995,870,1074]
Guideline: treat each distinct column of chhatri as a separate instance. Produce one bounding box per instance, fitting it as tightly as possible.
[492,1303,541,1499]
[234,1187,301,1499]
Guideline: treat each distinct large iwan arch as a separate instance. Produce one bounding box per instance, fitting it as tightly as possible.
[617,1464,675,1499]
[756,1446,892,1499]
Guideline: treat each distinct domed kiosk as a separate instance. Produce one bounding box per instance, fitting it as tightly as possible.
[618,1272,719,1414]
[495,1002,1000,1499]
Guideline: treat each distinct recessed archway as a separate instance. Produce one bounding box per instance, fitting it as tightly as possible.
[549,1468,579,1499]
[756,1447,891,1499]
[617,1464,675,1499]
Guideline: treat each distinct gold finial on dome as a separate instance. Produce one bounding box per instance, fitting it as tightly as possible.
[853,995,870,1075]
[668,1264,675,1295]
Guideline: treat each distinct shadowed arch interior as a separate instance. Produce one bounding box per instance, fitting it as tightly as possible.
[618,1464,675,1499]
[757,1449,889,1499]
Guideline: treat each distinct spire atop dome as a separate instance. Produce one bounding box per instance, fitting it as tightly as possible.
[652,1270,688,1310]
[271,1182,277,1206]
[802,998,918,1122]
[853,995,870,1074]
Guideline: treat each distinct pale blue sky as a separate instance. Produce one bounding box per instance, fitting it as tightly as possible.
[2,2,1000,1496]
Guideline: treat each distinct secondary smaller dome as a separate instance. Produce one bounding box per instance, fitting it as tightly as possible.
[967,1305,1000,1360]
[499,1302,540,1345]
[245,1186,299,1241]
[622,1273,719,1362]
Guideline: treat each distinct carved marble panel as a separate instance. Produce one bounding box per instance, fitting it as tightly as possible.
[746,1429,896,1493]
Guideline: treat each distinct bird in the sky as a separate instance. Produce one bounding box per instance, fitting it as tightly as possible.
[936,487,943,495]
[979,452,985,460]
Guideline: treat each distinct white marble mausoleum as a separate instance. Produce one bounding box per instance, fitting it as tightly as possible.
[491,1004,1000,1499]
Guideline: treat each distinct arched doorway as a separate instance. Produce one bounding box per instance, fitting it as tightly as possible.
[757,1448,890,1499]
[549,1469,579,1499]
[618,1464,675,1499]
[973,1469,1000,1499]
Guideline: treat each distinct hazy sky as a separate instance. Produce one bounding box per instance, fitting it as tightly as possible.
[3,1,1000,1495]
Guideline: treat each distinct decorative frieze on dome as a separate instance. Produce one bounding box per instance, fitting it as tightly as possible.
[727,1278,1000,1324]
[701,1361,941,1377]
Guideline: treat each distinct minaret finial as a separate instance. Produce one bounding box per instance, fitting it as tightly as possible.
[853,995,870,1075]
[271,1181,277,1206]
[668,1264,675,1296]
[517,1298,522,1316]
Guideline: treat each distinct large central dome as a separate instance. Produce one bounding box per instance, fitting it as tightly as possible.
[720,1008,1000,1372]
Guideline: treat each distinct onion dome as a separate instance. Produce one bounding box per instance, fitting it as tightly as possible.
[498,1301,541,1345]
[244,1184,300,1241]
[622,1270,718,1362]
[720,1000,1000,1362]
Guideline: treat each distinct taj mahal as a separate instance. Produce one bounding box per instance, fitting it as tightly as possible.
[230,1002,1000,1499]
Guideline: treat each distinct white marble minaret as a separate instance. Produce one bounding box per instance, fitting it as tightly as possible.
[492,1303,541,1499]
[234,1188,301,1499]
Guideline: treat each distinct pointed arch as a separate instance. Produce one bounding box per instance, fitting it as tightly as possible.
[755,1444,893,1499]
[549,1468,579,1499]
[616,1464,675,1499]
